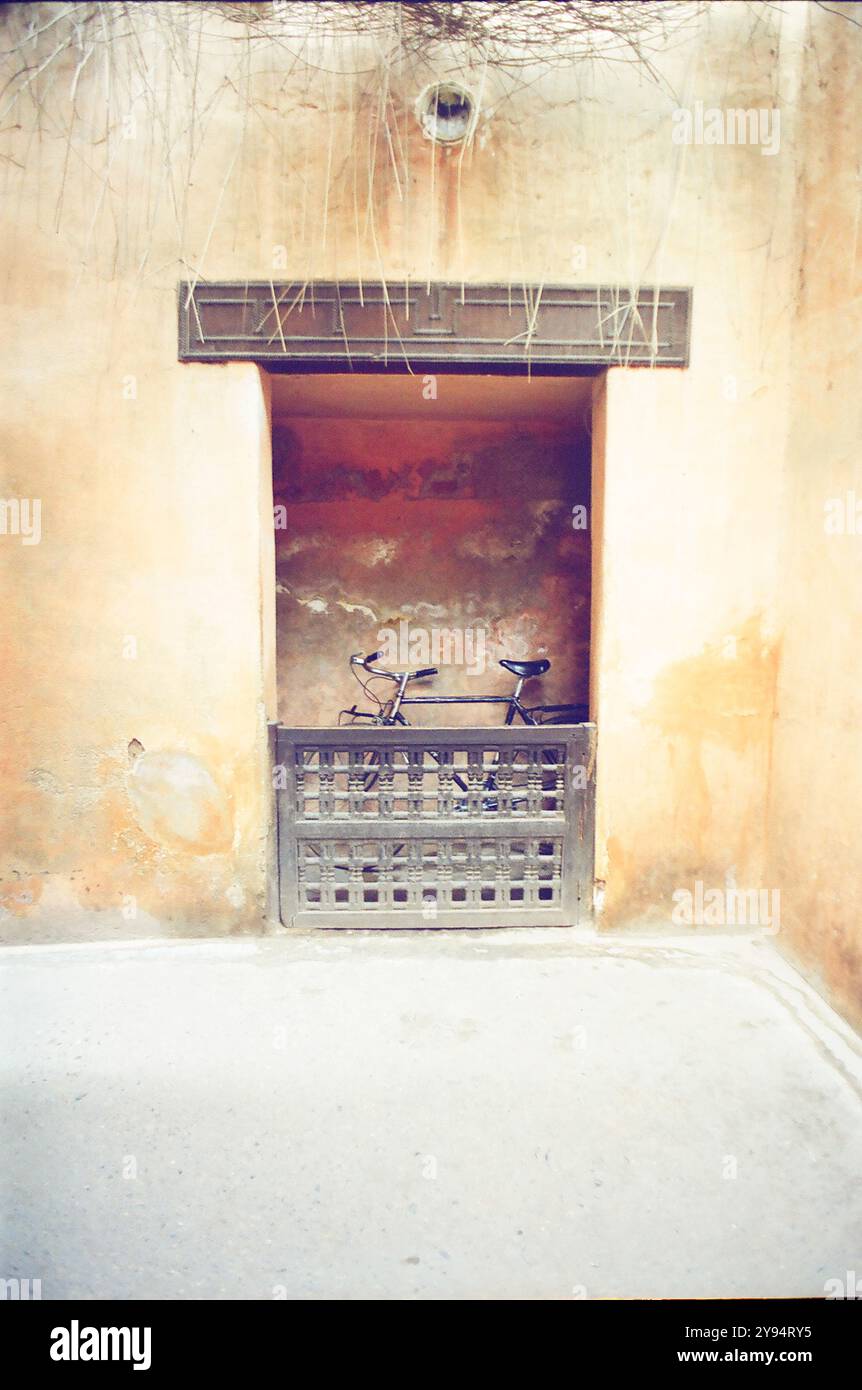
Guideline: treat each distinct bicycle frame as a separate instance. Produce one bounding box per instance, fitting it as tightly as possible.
[343,649,589,740]
[395,677,537,724]
[345,659,542,727]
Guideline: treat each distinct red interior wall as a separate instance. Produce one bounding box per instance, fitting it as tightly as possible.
[273,414,590,726]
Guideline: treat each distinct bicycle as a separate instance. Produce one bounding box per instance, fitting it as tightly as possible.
[338,650,588,811]
[340,650,588,729]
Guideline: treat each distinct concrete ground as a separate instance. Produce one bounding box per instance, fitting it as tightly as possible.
[1,928,860,1301]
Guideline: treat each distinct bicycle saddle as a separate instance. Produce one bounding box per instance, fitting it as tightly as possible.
[499,658,550,678]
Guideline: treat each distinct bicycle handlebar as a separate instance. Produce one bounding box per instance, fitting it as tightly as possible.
[350,652,438,681]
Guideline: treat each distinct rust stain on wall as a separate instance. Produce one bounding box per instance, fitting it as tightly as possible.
[602,616,780,927]
[646,615,779,754]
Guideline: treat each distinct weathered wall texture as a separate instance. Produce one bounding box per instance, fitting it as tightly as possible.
[592,364,785,925]
[763,11,862,1030]
[1,0,860,1028]
[0,300,275,937]
[273,405,590,726]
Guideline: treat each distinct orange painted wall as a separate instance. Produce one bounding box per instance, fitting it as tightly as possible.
[763,9,862,1031]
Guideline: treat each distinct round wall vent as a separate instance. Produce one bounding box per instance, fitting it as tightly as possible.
[417,82,477,145]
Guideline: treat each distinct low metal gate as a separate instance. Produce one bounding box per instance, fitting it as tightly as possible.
[274,724,596,929]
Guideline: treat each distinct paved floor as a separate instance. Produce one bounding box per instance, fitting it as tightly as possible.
[1,929,860,1300]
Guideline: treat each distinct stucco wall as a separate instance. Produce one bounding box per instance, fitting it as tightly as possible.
[592,361,786,923]
[763,8,862,1030]
[0,253,276,937]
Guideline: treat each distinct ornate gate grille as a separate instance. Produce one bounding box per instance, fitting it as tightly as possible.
[274,725,595,929]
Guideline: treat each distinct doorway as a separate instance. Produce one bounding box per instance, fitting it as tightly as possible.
[270,372,592,727]
[269,371,596,928]
[178,279,692,930]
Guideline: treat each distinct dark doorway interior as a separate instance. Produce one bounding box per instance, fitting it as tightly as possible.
[269,372,593,728]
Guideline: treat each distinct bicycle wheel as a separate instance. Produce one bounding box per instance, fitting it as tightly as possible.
[528,703,590,724]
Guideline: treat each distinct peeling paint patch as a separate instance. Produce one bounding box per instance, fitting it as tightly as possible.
[26,768,64,794]
[280,587,330,613]
[348,538,400,567]
[0,873,44,916]
[335,599,379,622]
[398,602,448,621]
[225,883,245,909]
[25,766,104,811]
[128,752,233,855]
[279,536,324,558]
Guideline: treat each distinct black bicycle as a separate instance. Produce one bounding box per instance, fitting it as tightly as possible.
[340,650,588,728]
[339,650,587,811]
